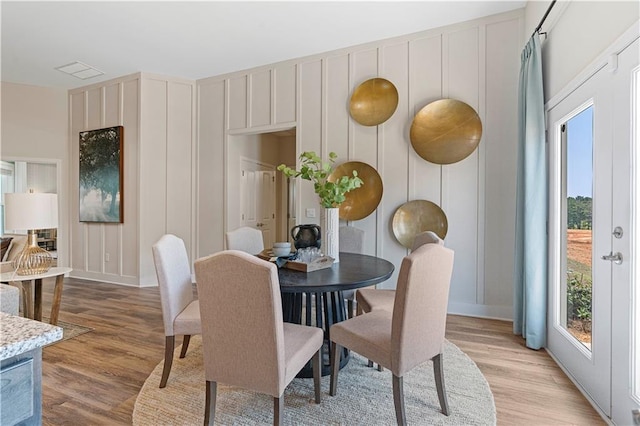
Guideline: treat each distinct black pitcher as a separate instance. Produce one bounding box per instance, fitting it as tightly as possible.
[290,224,322,249]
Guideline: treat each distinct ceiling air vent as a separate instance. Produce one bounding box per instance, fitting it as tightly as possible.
[55,61,104,80]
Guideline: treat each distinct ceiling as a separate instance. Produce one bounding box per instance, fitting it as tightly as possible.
[1,1,526,90]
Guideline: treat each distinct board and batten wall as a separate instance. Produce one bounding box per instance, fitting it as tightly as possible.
[68,73,195,286]
[198,9,524,319]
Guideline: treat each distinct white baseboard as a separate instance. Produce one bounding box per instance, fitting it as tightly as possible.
[447,301,513,321]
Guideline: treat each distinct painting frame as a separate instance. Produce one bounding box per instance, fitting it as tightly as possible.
[79,125,124,223]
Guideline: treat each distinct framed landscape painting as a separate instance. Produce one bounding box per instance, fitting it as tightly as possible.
[79,126,124,223]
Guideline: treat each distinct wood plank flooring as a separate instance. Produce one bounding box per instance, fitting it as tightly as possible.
[33,277,603,425]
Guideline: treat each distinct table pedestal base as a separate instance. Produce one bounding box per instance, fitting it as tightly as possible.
[282,291,350,377]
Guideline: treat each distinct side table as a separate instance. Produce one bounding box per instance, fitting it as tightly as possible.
[0,267,72,326]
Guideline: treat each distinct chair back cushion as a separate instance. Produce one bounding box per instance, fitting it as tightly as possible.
[194,250,285,397]
[391,243,454,376]
[339,226,365,254]
[152,234,194,336]
[411,230,444,251]
[225,227,265,255]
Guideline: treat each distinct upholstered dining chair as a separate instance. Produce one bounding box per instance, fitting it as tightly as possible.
[356,231,444,370]
[339,225,365,318]
[329,242,455,425]
[152,234,201,388]
[356,231,444,315]
[225,226,265,255]
[194,250,323,426]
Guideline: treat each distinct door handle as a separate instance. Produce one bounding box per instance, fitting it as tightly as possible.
[601,252,623,265]
[256,223,264,228]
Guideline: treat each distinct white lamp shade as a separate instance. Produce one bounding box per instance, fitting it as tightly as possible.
[4,192,58,230]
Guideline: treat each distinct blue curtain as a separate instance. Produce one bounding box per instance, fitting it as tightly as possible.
[514,34,547,350]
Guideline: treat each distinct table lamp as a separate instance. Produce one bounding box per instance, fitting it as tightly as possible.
[4,192,58,275]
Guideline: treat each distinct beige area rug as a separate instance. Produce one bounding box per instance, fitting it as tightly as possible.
[133,336,495,425]
[42,317,93,343]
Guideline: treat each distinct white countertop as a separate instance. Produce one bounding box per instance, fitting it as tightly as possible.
[0,266,72,282]
[0,312,62,360]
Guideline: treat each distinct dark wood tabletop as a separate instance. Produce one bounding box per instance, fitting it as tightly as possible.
[277,252,394,293]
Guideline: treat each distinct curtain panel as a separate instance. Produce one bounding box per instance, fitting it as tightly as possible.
[514,34,547,350]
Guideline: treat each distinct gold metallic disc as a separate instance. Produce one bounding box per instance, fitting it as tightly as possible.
[410,99,483,165]
[328,161,383,221]
[349,78,399,126]
[392,200,448,248]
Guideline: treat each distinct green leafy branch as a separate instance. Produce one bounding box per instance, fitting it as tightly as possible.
[277,151,363,208]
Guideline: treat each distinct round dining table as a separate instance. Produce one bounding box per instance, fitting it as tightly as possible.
[277,252,394,377]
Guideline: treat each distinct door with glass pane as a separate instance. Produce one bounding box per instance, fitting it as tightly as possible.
[548,64,612,416]
[548,37,639,424]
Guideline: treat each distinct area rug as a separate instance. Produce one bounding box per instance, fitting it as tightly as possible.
[42,317,93,343]
[133,336,495,425]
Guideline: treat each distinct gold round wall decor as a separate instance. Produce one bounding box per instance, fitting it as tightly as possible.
[328,161,383,221]
[349,78,399,126]
[410,99,483,165]
[392,200,448,248]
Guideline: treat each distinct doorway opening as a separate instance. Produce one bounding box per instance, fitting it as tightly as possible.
[227,127,296,248]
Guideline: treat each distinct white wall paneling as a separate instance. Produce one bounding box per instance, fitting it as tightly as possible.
[70,92,85,272]
[196,81,226,259]
[104,83,122,276]
[441,26,480,306]
[249,70,271,127]
[350,49,379,257]
[274,65,297,124]
[228,76,247,130]
[139,78,168,286]
[69,73,195,286]
[121,80,140,279]
[196,10,524,318]
[298,60,323,223]
[483,17,521,310]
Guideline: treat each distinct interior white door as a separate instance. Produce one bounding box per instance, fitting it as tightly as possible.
[547,61,612,416]
[256,170,276,248]
[240,159,276,249]
[548,37,639,424]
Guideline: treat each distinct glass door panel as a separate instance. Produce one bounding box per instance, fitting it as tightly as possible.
[564,106,594,349]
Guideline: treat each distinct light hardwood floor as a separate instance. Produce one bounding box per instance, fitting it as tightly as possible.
[35,277,604,425]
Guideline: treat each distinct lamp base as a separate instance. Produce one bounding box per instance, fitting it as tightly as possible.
[12,231,53,275]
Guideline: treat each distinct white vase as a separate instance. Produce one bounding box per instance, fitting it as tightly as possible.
[321,207,340,263]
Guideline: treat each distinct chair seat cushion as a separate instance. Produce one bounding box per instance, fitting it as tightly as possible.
[356,288,395,313]
[173,299,202,335]
[283,322,323,385]
[330,310,393,370]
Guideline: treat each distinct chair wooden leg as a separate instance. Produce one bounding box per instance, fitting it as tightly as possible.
[377,364,384,372]
[204,380,216,426]
[312,349,321,403]
[433,353,450,416]
[180,335,191,358]
[329,342,341,396]
[392,375,407,426]
[347,300,355,319]
[159,336,175,388]
[273,396,283,426]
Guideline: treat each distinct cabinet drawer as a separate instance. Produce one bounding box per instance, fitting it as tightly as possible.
[1,357,34,425]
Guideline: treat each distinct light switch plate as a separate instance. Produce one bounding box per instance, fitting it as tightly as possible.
[305,208,316,218]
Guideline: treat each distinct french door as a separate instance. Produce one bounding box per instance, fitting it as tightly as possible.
[548,38,639,424]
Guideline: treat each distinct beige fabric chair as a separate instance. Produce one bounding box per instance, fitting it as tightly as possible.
[225,226,265,255]
[329,243,454,425]
[356,231,444,314]
[194,250,323,426]
[339,226,365,318]
[152,234,201,388]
